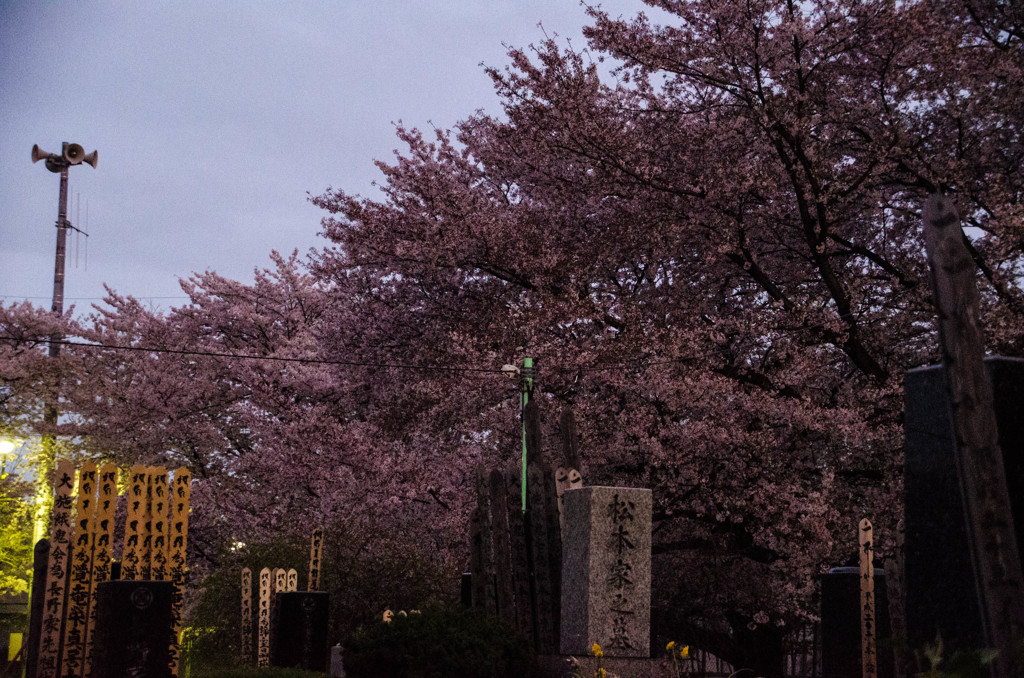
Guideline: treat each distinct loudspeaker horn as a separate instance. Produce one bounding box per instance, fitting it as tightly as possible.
[63,143,86,165]
[81,150,98,168]
[32,144,55,163]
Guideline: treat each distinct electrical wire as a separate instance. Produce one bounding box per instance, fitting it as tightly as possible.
[0,335,505,374]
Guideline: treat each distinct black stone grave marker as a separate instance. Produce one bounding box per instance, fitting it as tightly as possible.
[90,580,174,678]
[821,567,893,678]
[903,358,1024,655]
[25,538,48,678]
[270,591,329,671]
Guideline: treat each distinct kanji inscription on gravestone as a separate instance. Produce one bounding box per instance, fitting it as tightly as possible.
[560,486,651,658]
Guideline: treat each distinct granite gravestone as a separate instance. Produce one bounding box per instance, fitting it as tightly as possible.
[560,486,651,658]
[90,580,174,678]
[820,567,893,678]
[920,194,1024,676]
[24,538,49,678]
[270,591,330,670]
[903,357,1024,654]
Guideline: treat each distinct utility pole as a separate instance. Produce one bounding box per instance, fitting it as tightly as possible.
[520,357,534,512]
[31,141,97,539]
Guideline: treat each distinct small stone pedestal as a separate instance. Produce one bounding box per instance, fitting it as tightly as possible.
[560,486,651,658]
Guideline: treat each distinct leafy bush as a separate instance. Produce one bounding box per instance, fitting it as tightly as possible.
[188,666,323,678]
[343,605,533,678]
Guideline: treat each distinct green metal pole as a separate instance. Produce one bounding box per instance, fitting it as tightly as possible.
[521,357,533,512]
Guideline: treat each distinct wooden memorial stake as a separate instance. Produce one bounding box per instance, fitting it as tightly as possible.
[274,567,286,594]
[286,568,298,592]
[241,568,254,662]
[149,467,169,581]
[60,462,98,678]
[308,528,324,591]
[923,194,1024,677]
[555,467,582,534]
[122,465,148,581]
[37,460,76,678]
[859,519,877,678]
[83,463,118,677]
[139,467,155,580]
[168,467,191,677]
[257,567,272,667]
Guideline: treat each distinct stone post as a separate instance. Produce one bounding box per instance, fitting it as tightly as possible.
[560,486,651,658]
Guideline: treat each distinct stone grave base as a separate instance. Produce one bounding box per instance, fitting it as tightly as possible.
[535,654,663,678]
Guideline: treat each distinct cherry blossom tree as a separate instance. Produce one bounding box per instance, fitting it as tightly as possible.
[2,1,1021,673]
[312,0,1022,672]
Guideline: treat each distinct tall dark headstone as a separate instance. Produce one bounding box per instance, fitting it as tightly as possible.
[90,580,174,678]
[469,470,495,614]
[904,358,1024,653]
[460,573,472,608]
[25,539,49,678]
[559,409,580,469]
[489,469,516,626]
[506,469,533,641]
[820,568,892,678]
[527,463,556,653]
[527,462,562,654]
[270,592,330,671]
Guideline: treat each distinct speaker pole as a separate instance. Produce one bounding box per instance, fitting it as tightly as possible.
[31,140,98,541]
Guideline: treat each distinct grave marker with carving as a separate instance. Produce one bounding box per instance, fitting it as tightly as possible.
[560,486,651,658]
[859,519,877,678]
[60,462,97,678]
[84,463,118,676]
[308,529,324,592]
[258,567,272,667]
[37,459,75,678]
[168,467,191,677]
[29,462,190,678]
[922,194,1024,676]
[241,567,254,662]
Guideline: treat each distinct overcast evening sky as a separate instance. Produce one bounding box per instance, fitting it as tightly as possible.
[0,1,657,316]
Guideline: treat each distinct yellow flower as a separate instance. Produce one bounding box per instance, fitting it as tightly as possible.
[666,641,676,652]
[596,669,607,678]
[591,643,603,658]
[681,645,690,659]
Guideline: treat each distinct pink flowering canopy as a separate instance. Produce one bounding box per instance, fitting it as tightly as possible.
[2,0,1022,673]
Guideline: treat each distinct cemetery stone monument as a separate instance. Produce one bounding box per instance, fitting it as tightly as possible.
[912,194,1024,676]
[270,592,330,670]
[90,580,174,678]
[560,486,651,657]
[904,358,1024,653]
[820,567,892,678]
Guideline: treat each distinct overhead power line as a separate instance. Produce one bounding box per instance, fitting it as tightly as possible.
[0,335,504,374]
[1,295,189,301]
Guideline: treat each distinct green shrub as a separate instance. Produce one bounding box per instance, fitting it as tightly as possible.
[343,605,533,678]
[188,666,323,678]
